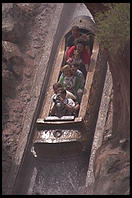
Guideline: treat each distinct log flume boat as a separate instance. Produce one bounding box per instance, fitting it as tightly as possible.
[31,16,99,159]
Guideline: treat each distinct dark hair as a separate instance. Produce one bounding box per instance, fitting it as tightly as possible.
[71,26,80,31]
[69,61,80,68]
[74,39,86,46]
[53,82,62,91]
[57,88,66,95]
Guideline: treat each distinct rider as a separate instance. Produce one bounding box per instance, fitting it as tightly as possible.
[58,64,84,103]
[49,88,79,117]
[66,39,91,78]
[52,82,76,101]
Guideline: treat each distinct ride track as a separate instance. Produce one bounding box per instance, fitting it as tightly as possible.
[7,4,108,195]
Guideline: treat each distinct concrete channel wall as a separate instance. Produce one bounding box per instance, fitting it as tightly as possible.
[7,3,93,194]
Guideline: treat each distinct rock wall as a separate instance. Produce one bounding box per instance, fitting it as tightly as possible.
[2,3,59,194]
[84,3,130,195]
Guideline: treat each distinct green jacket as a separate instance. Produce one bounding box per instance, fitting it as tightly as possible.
[58,73,84,97]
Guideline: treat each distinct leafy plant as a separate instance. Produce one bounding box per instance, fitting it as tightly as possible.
[95,3,130,55]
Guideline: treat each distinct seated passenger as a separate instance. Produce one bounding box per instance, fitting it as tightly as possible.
[69,62,85,103]
[84,32,94,55]
[58,64,84,103]
[66,50,86,79]
[52,82,76,101]
[74,29,94,55]
[49,88,79,118]
[66,49,83,66]
[66,26,82,50]
[58,64,75,93]
[64,26,89,63]
[66,26,91,51]
[66,39,91,78]
[70,62,85,85]
[77,33,92,55]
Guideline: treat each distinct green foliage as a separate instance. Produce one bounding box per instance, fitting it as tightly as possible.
[95,3,130,54]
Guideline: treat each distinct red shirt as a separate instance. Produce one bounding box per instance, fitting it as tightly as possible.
[66,45,90,65]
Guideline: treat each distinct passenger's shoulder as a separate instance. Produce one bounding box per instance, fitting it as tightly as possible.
[67,98,75,107]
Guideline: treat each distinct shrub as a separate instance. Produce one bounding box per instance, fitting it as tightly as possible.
[95,3,130,55]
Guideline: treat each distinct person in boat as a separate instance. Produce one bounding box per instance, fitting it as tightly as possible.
[58,64,84,103]
[66,39,91,78]
[69,62,85,103]
[65,26,91,61]
[66,48,83,66]
[52,82,76,101]
[66,52,85,81]
[64,26,82,63]
[69,61,85,85]
[66,26,90,50]
[66,26,82,49]
[49,88,79,118]
[77,33,93,56]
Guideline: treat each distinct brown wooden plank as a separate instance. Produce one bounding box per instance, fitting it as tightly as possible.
[79,39,99,118]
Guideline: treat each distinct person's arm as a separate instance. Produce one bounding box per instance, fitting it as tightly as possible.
[66,99,80,113]
[66,57,73,64]
[66,90,77,101]
[58,96,76,113]
[58,96,74,111]
[49,102,56,115]
[66,46,76,60]
[64,100,79,112]
[64,102,74,111]
[73,101,80,111]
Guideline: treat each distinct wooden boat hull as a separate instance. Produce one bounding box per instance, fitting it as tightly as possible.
[32,15,99,159]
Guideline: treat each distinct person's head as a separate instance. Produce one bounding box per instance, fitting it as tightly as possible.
[75,39,86,53]
[71,26,80,38]
[53,82,63,94]
[70,62,79,75]
[61,64,72,77]
[57,88,66,100]
[73,50,81,59]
